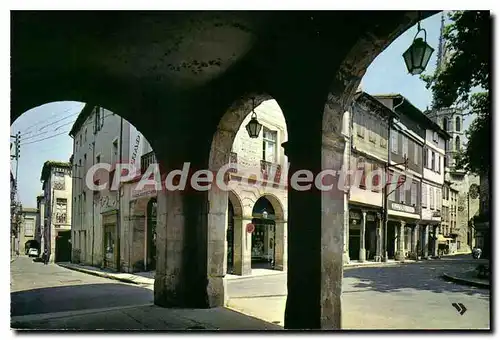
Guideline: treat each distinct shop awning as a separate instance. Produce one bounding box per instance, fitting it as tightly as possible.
[437,235,453,243]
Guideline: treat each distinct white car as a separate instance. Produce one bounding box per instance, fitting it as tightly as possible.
[28,248,39,257]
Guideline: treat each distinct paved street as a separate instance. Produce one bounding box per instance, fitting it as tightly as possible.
[11,256,153,317]
[11,254,489,330]
[227,255,490,329]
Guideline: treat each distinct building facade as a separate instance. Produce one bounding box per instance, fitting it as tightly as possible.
[344,92,394,263]
[40,161,72,262]
[375,94,425,261]
[19,207,38,254]
[474,174,490,257]
[69,104,141,271]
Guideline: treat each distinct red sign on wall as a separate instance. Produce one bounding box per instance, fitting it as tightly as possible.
[246,223,255,233]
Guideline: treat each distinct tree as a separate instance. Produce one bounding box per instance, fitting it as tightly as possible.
[422,11,490,176]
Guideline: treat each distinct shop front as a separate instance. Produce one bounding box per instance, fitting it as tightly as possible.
[348,208,380,262]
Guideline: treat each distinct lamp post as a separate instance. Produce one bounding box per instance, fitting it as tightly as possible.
[245,97,263,138]
[403,15,435,75]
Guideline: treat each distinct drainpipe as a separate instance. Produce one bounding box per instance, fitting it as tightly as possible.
[91,141,95,265]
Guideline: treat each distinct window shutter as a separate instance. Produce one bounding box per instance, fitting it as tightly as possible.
[430,187,434,209]
[422,183,427,207]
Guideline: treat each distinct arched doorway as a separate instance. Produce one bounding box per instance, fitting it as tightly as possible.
[251,197,276,270]
[146,197,157,271]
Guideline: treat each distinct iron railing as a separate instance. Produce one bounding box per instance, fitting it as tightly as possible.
[141,151,157,174]
[55,213,67,224]
[260,160,282,183]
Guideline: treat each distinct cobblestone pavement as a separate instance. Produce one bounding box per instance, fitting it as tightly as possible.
[227,255,490,329]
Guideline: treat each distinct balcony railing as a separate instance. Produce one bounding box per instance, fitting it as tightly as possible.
[55,213,67,224]
[229,152,238,173]
[141,151,157,174]
[260,160,282,183]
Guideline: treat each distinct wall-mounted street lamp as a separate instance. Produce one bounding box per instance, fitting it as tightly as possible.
[403,14,435,75]
[262,209,268,220]
[245,97,263,139]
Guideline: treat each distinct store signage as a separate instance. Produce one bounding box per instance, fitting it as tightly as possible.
[390,203,416,214]
[246,223,255,233]
[432,211,441,218]
[366,214,376,222]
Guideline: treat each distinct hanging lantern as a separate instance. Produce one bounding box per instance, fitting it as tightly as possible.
[245,98,263,138]
[403,17,435,75]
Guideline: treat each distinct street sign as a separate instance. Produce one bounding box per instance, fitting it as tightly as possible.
[246,223,255,233]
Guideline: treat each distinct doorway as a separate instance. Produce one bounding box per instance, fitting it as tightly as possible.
[251,196,276,270]
[146,198,157,271]
[55,230,71,262]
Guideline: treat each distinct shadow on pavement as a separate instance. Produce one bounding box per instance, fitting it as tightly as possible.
[11,283,154,317]
[343,256,489,299]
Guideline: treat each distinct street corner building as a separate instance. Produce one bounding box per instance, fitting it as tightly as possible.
[39,160,73,263]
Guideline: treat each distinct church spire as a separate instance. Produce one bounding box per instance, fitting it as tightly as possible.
[436,11,446,74]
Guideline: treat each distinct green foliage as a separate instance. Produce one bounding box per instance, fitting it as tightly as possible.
[422,11,490,175]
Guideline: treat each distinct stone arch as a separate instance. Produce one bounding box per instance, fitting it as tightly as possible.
[228,190,243,217]
[206,92,288,306]
[254,193,286,221]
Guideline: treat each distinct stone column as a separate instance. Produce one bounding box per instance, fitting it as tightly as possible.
[395,221,405,261]
[359,211,366,262]
[432,225,439,257]
[423,224,429,258]
[374,214,382,262]
[233,217,252,275]
[282,127,344,329]
[411,225,418,259]
[274,219,287,271]
[154,187,209,309]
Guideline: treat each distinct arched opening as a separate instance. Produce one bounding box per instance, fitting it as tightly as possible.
[11,100,159,272]
[207,94,288,305]
[443,117,449,131]
[226,190,243,274]
[250,195,285,270]
[455,135,461,151]
[455,116,461,132]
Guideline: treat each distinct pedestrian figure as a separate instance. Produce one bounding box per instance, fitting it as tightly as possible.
[43,249,49,265]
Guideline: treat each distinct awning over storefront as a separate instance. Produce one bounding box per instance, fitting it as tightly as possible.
[437,234,453,243]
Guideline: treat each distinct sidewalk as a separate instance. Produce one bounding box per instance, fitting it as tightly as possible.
[57,262,154,286]
[11,304,283,330]
[59,257,427,285]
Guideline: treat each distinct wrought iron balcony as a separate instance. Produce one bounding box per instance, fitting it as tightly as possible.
[141,151,157,174]
[55,213,67,224]
[229,152,238,173]
[260,160,282,183]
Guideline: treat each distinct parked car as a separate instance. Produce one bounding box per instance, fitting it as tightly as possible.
[28,248,39,257]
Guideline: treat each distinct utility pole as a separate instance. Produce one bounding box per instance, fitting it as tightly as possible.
[117,116,123,272]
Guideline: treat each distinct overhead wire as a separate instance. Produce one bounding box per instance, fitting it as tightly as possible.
[20,112,117,147]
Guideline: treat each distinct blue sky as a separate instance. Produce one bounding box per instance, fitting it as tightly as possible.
[11,11,473,208]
